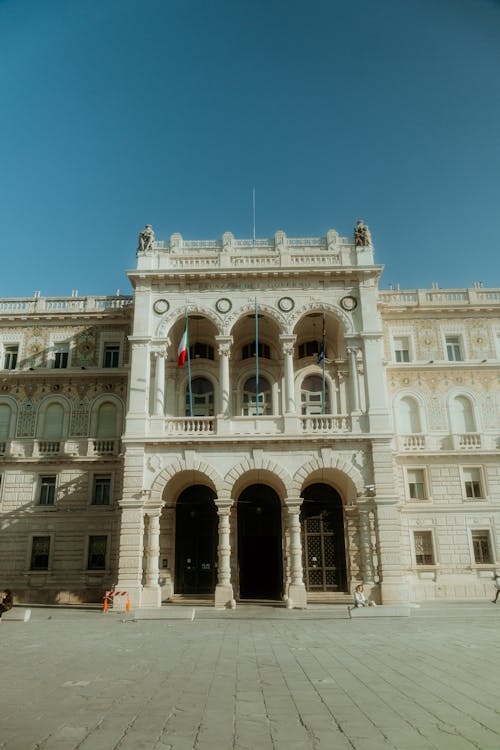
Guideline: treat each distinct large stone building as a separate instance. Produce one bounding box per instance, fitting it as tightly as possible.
[1,225,499,607]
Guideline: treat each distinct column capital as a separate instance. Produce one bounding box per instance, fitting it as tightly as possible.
[215,497,234,514]
[151,340,170,357]
[284,497,303,511]
[215,335,233,357]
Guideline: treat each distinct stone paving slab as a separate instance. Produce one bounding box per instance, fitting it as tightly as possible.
[0,603,499,749]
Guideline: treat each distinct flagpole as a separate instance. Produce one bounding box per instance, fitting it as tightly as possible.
[322,308,326,415]
[186,308,193,417]
[255,297,259,416]
[252,188,256,248]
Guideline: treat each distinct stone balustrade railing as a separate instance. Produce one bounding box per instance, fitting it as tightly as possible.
[0,296,132,315]
[379,288,500,307]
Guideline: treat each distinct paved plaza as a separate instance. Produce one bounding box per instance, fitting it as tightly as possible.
[1,602,499,750]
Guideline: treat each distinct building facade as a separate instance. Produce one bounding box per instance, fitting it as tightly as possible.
[1,227,499,606]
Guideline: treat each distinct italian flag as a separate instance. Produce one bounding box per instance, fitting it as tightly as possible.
[177,322,188,366]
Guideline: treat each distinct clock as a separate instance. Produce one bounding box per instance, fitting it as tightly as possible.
[153,299,169,314]
[340,295,357,311]
[278,296,294,312]
[216,298,232,313]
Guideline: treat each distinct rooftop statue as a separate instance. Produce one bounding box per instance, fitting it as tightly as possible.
[137,224,155,254]
[354,220,372,247]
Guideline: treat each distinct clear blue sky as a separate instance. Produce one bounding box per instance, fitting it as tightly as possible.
[1,0,499,297]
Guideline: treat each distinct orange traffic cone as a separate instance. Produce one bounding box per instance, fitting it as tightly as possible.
[125,596,131,613]
[103,597,108,612]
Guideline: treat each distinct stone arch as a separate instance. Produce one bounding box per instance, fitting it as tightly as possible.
[156,304,223,338]
[226,302,287,337]
[292,453,364,497]
[290,301,353,335]
[224,456,292,500]
[150,458,226,503]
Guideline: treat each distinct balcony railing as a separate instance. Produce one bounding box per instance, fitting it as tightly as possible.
[399,435,426,451]
[38,441,61,455]
[92,439,120,455]
[453,433,482,450]
[166,417,215,434]
[299,415,351,433]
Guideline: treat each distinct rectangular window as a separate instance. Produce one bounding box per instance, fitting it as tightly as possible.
[39,476,56,505]
[53,344,69,369]
[414,530,435,565]
[103,344,120,368]
[92,474,111,505]
[407,468,426,499]
[463,467,484,499]
[3,345,19,370]
[446,336,463,362]
[393,336,410,363]
[87,535,107,570]
[471,530,493,564]
[30,536,50,570]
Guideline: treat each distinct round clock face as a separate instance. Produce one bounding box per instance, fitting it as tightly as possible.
[278,296,294,312]
[216,298,232,313]
[340,295,357,311]
[153,299,169,314]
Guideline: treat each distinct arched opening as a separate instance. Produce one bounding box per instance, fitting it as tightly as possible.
[300,484,347,592]
[301,375,330,415]
[0,404,13,442]
[242,376,272,415]
[174,485,218,595]
[450,395,476,433]
[237,484,282,599]
[398,396,421,434]
[187,377,214,416]
[96,402,118,437]
[41,403,64,439]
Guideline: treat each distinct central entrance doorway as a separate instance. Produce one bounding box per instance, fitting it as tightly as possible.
[174,485,217,595]
[300,483,347,592]
[237,484,283,600]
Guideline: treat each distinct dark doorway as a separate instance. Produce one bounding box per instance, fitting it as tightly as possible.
[301,484,347,592]
[175,485,218,595]
[237,484,283,599]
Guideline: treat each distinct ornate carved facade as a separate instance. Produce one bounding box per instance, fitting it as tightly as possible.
[0,230,499,606]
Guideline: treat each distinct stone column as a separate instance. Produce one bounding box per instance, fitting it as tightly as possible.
[280,335,296,414]
[285,498,307,609]
[153,352,165,416]
[114,499,145,609]
[142,508,163,607]
[358,503,375,585]
[347,346,361,413]
[215,498,235,609]
[216,336,232,417]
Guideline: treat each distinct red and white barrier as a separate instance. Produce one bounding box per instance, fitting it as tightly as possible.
[103,590,130,612]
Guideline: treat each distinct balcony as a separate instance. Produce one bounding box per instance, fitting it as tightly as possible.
[451,433,482,450]
[0,439,121,459]
[152,414,354,438]
[398,435,426,451]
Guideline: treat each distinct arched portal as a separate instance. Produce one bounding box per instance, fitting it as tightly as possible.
[174,485,217,595]
[300,483,347,592]
[237,484,283,600]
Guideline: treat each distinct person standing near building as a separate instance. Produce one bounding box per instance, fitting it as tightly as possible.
[492,578,500,603]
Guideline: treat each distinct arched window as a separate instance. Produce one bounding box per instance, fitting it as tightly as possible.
[0,404,12,441]
[96,402,118,438]
[450,395,476,433]
[298,341,323,359]
[242,376,271,415]
[186,377,214,416]
[398,396,421,434]
[189,342,214,360]
[42,403,64,439]
[242,341,271,360]
[301,375,329,415]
